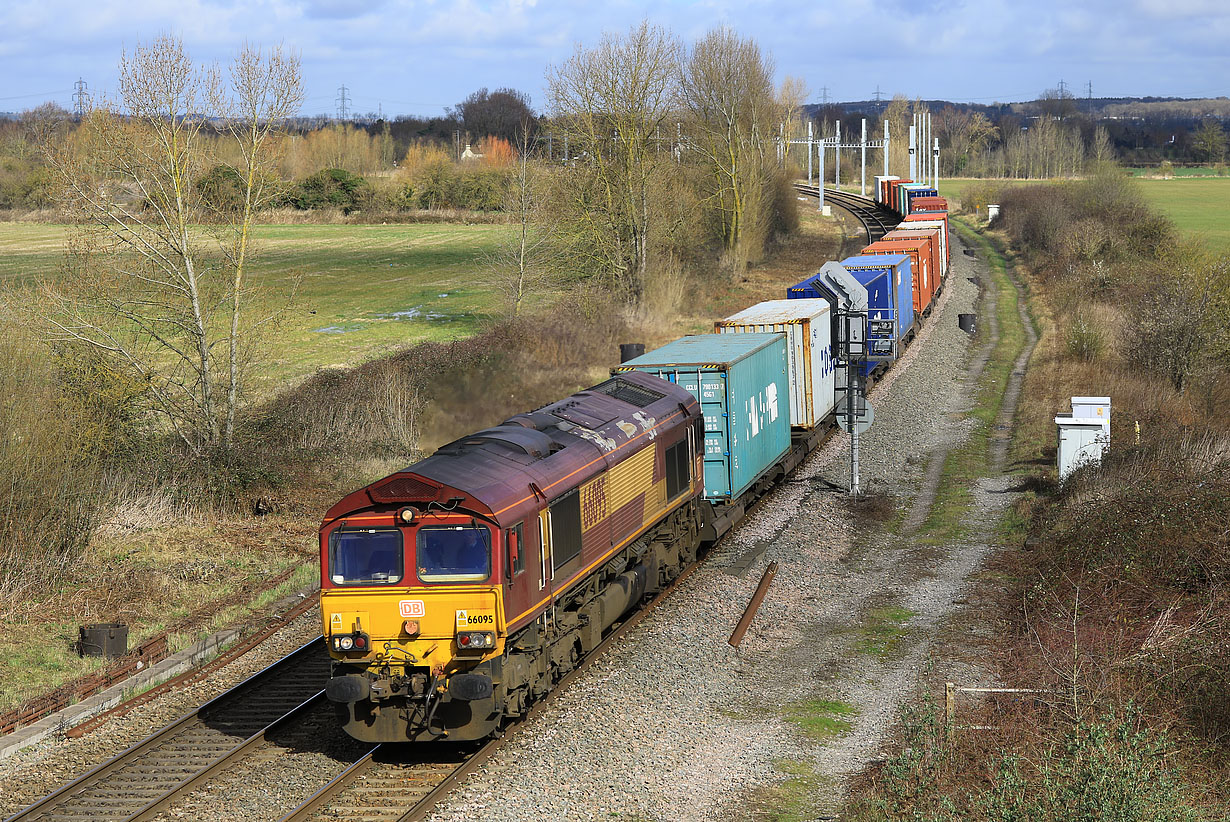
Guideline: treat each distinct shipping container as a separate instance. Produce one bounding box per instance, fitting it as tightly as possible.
[839,254,915,365]
[873,175,899,205]
[863,236,934,314]
[899,216,950,273]
[886,178,913,213]
[616,334,790,502]
[715,299,835,431]
[910,196,947,214]
[900,183,934,215]
[884,227,943,296]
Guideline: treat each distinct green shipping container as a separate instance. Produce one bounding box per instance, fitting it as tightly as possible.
[615,333,790,502]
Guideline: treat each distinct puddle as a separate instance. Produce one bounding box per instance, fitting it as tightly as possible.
[311,325,352,334]
[375,305,466,322]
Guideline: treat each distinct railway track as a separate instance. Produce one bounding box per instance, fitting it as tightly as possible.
[794,183,899,243]
[5,639,330,822]
[279,558,707,822]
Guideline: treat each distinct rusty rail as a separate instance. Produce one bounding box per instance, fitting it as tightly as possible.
[65,590,320,738]
[728,561,777,647]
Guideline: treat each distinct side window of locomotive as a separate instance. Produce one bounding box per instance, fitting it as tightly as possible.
[665,440,691,500]
[549,491,583,572]
[329,528,403,585]
[506,522,525,578]
[417,525,491,583]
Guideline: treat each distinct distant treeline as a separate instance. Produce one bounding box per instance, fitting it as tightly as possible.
[808,91,1230,173]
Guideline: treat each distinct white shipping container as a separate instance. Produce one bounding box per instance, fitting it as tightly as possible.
[715,299,835,430]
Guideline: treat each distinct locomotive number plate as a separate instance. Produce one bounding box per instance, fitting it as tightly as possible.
[399,600,426,618]
[456,610,495,627]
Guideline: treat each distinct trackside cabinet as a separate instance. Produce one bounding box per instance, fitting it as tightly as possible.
[616,333,790,503]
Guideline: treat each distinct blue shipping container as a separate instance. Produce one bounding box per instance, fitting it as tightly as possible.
[615,334,790,503]
[840,254,915,363]
[901,184,938,213]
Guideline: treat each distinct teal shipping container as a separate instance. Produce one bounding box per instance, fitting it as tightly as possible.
[615,334,790,503]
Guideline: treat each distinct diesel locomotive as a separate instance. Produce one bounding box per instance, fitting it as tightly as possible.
[321,371,706,742]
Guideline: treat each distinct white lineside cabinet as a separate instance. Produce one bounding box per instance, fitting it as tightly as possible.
[1055,396,1112,481]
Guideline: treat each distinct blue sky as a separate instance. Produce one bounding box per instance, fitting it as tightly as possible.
[2,0,1227,116]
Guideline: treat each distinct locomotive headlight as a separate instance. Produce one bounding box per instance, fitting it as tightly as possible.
[339,635,355,650]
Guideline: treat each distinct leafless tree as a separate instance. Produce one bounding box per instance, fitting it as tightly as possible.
[35,35,302,460]
[485,123,561,316]
[214,43,304,449]
[546,21,681,304]
[680,27,786,268]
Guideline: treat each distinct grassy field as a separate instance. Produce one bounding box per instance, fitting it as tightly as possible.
[935,176,1230,252]
[0,222,513,394]
[1135,177,1230,252]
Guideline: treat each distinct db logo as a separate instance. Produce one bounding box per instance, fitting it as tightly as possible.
[399,600,425,618]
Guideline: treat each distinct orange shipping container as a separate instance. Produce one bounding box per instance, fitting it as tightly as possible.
[900,215,950,274]
[885,227,939,291]
[864,236,935,313]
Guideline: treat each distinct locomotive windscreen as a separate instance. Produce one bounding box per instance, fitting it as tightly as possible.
[329,528,404,585]
[416,525,492,583]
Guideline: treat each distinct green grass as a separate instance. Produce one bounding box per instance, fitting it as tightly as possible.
[0,222,514,394]
[783,698,859,739]
[855,605,915,657]
[761,759,834,822]
[918,220,1026,544]
[1135,177,1230,251]
[1129,165,1228,178]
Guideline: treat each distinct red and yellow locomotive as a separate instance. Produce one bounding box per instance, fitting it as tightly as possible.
[320,372,705,742]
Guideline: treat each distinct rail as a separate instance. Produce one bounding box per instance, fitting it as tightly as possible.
[4,639,329,822]
[793,183,899,243]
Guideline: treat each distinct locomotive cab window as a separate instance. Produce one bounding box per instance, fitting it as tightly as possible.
[506,522,524,578]
[417,525,491,583]
[329,528,403,585]
[664,439,690,500]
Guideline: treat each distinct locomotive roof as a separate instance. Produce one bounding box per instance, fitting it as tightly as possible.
[322,371,699,527]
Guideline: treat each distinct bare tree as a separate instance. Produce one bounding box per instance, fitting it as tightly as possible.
[1192,119,1227,165]
[680,27,785,268]
[546,21,681,304]
[36,35,301,461]
[485,123,560,316]
[215,43,304,449]
[1123,250,1230,394]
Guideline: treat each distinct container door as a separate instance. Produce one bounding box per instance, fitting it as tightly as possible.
[697,370,732,499]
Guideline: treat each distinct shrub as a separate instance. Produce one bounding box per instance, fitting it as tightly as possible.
[1065,312,1104,362]
[979,711,1198,822]
[197,164,246,213]
[287,168,374,214]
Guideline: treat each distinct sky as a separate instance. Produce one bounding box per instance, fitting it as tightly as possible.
[1,0,1227,117]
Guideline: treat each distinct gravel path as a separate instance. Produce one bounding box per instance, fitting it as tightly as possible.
[426,231,1020,821]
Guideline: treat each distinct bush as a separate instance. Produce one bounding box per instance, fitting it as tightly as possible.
[1065,312,1104,361]
[406,160,509,211]
[197,164,246,213]
[287,168,374,214]
[0,330,110,592]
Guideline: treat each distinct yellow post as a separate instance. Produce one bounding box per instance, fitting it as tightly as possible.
[945,681,956,742]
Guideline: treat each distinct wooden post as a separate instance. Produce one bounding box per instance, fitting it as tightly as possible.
[945,681,956,741]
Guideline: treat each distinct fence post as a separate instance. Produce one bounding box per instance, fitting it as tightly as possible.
[945,681,956,741]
